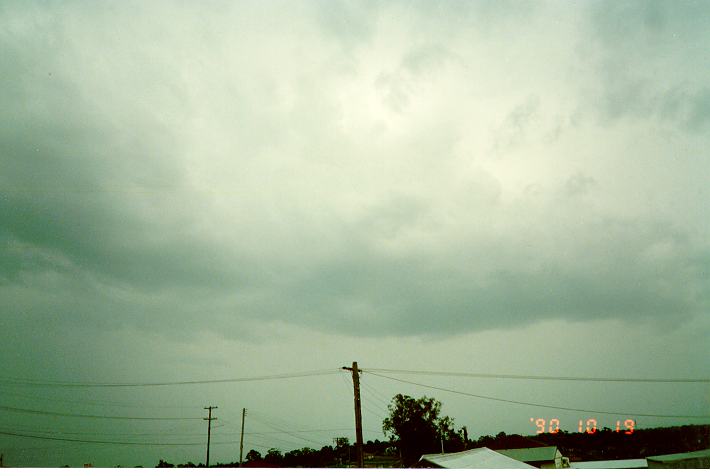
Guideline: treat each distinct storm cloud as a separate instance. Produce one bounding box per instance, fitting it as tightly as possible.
[2,1,708,343]
[1,1,709,467]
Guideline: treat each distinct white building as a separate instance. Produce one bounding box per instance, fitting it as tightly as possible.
[418,447,536,469]
[570,459,647,469]
[646,449,710,469]
[497,446,569,469]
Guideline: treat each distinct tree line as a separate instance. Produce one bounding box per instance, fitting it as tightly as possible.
[153,393,710,468]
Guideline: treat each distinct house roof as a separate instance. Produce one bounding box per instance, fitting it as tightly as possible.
[646,448,710,463]
[419,447,536,469]
[570,459,648,469]
[497,446,559,462]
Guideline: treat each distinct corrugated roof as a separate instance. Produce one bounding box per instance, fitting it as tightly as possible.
[419,447,536,469]
[497,446,559,462]
[646,448,710,462]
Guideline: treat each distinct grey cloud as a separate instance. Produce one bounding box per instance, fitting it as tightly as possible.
[584,0,710,131]
[375,71,412,113]
[493,96,540,151]
[401,44,452,75]
[399,0,538,35]
[564,174,597,198]
[590,0,710,44]
[0,3,267,294]
[0,0,708,345]
[684,88,710,131]
[2,3,708,468]
[213,201,709,339]
[596,78,710,132]
[373,43,454,114]
[313,0,379,52]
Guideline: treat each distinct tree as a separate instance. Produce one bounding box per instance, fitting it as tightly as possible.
[283,447,317,467]
[264,448,283,466]
[245,449,262,463]
[382,394,459,466]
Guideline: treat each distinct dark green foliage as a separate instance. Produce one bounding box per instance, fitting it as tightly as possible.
[283,447,317,467]
[150,423,709,468]
[245,449,261,462]
[382,394,464,466]
[526,424,710,461]
[468,424,710,462]
[264,448,283,465]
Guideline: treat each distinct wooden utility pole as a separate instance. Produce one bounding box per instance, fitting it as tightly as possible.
[239,408,246,467]
[204,406,218,467]
[342,361,364,468]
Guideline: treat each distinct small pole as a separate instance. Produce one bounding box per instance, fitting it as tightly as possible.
[204,406,218,467]
[239,408,246,466]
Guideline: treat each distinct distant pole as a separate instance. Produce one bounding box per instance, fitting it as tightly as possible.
[342,361,364,468]
[204,406,218,467]
[239,408,246,467]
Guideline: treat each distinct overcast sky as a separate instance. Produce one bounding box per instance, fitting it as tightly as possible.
[1,0,709,468]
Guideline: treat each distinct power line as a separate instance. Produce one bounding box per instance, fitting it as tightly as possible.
[244,432,314,449]
[243,428,358,436]
[0,404,201,420]
[365,371,710,419]
[0,426,210,438]
[361,404,387,421]
[360,381,392,410]
[362,429,385,435]
[234,441,278,451]
[247,411,336,447]
[0,429,290,449]
[248,414,324,447]
[357,385,388,419]
[361,398,388,417]
[360,380,392,407]
[0,430,207,447]
[1,422,360,440]
[246,409,330,435]
[338,371,354,397]
[0,430,379,453]
[1,442,84,454]
[359,388,389,416]
[363,368,710,384]
[216,418,361,437]
[360,390,389,413]
[0,428,304,448]
[0,369,340,388]
[0,389,198,409]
